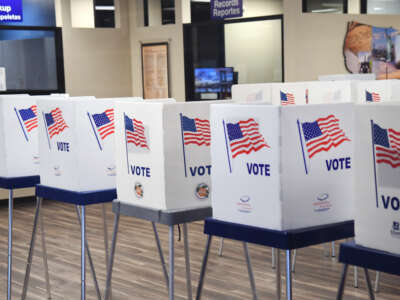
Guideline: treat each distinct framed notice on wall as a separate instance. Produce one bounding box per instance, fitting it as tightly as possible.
[141,42,169,99]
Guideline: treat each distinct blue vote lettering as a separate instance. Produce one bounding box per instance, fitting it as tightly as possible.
[381,195,400,211]
[130,165,151,177]
[325,157,351,171]
[57,142,70,152]
[189,165,211,177]
[246,163,271,176]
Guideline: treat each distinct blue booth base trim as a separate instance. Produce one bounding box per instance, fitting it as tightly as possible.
[339,241,400,276]
[0,176,40,189]
[36,184,117,206]
[204,218,354,250]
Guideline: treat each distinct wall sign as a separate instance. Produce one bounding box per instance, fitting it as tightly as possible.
[0,0,22,22]
[344,21,400,80]
[141,43,169,99]
[210,0,243,19]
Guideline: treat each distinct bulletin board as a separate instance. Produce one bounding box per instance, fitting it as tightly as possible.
[141,42,170,99]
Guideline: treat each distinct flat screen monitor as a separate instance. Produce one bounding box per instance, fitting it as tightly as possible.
[194,67,234,93]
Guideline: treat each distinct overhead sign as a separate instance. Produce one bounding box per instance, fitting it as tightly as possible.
[0,0,22,22]
[211,0,243,19]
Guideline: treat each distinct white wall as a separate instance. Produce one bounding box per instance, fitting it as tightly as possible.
[242,0,283,17]
[70,0,95,28]
[225,19,283,83]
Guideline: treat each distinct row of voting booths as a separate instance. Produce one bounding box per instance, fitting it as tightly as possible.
[1,77,400,300]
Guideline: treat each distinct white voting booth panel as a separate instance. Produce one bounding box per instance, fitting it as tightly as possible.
[231,83,273,103]
[211,103,354,230]
[115,101,214,211]
[0,95,40,177]
[354,104,400,255]
[271,82,308,106]
[319,74,376,81]
[307,81,356,104]
[38,97,143,192]
[354,80,400,103]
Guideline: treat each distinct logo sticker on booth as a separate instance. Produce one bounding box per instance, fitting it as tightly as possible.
[366,90,381,102]
[15,105,38,141]
[180,114,211,178]
[223,118,269,173]
[280,91,295,106]
[297,114,351,175]
[195,183,209,200]
[88,108,114,151]
[134,182,143,199]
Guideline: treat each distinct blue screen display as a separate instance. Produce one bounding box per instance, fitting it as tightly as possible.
[0,0,55,26]
[195,67,234,93]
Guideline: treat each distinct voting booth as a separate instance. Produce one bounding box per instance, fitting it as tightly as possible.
[354,104,400,255]
[231,83,273,103]
[354,80,400,103]
[210,103,354,230]
[271,82,308,106]
[38,97,143,192]
[115,101,215,211]
[307,81,356,104]
[0,95,41,177]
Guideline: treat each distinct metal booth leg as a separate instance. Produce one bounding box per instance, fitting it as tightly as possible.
[276,249,281,300]
[291,250,297,273]
[195,235,213,300]
[218,238,224,257]
[75,206,101,300]
[354,266,359,288]
[243,243,258,300]
[374,271,380,293]
[286,250,292,300]
[21,196,42,300]
[364,268,375,300]
[39,200,52,299]
[102,203,111,298]
[169,225,175,300]
[336,264,349,300]
[7,189,13,300]
[272,248,276,269]
[183,224,193,300]
[104,202,121,300]
[152,222,169,288]
[331,241,336,257]
[80,205,86,300]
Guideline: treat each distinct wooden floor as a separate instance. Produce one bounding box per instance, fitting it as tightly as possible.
[0,200,399,299]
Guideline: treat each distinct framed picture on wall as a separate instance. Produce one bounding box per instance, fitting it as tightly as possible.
[141,42,170,99]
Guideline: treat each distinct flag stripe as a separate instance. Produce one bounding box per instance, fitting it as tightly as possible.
[182,116,211,147]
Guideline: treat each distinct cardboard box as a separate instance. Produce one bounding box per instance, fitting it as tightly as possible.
[0,95,40,177]
[271,82,308,105]
[354,80,400,103]
[115,101,214,210]
[231,83,272,103]
[354,104,400,255]
[38,97,142,192]
[211,103,354,230]
[307,81,356,104]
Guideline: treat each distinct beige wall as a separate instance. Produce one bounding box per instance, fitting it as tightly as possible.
[283,0,400,82]
[70,0,95,28]
[60,0,132,98]
[128,1,186,101]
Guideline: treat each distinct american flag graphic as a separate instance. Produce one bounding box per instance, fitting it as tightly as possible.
[301,115,350,159]
[181,115,211,146]
[125,115,149,149]
[226,118,269,159]
[280,91,295,105]
[373,122,400,168]
[91,109,114,140]
[44,108,68,138]
[18,105,38,132]
[366,91,381,102]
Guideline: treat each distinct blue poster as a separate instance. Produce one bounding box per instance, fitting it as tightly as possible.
[0,0,23,22]
[211,0,243,20]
